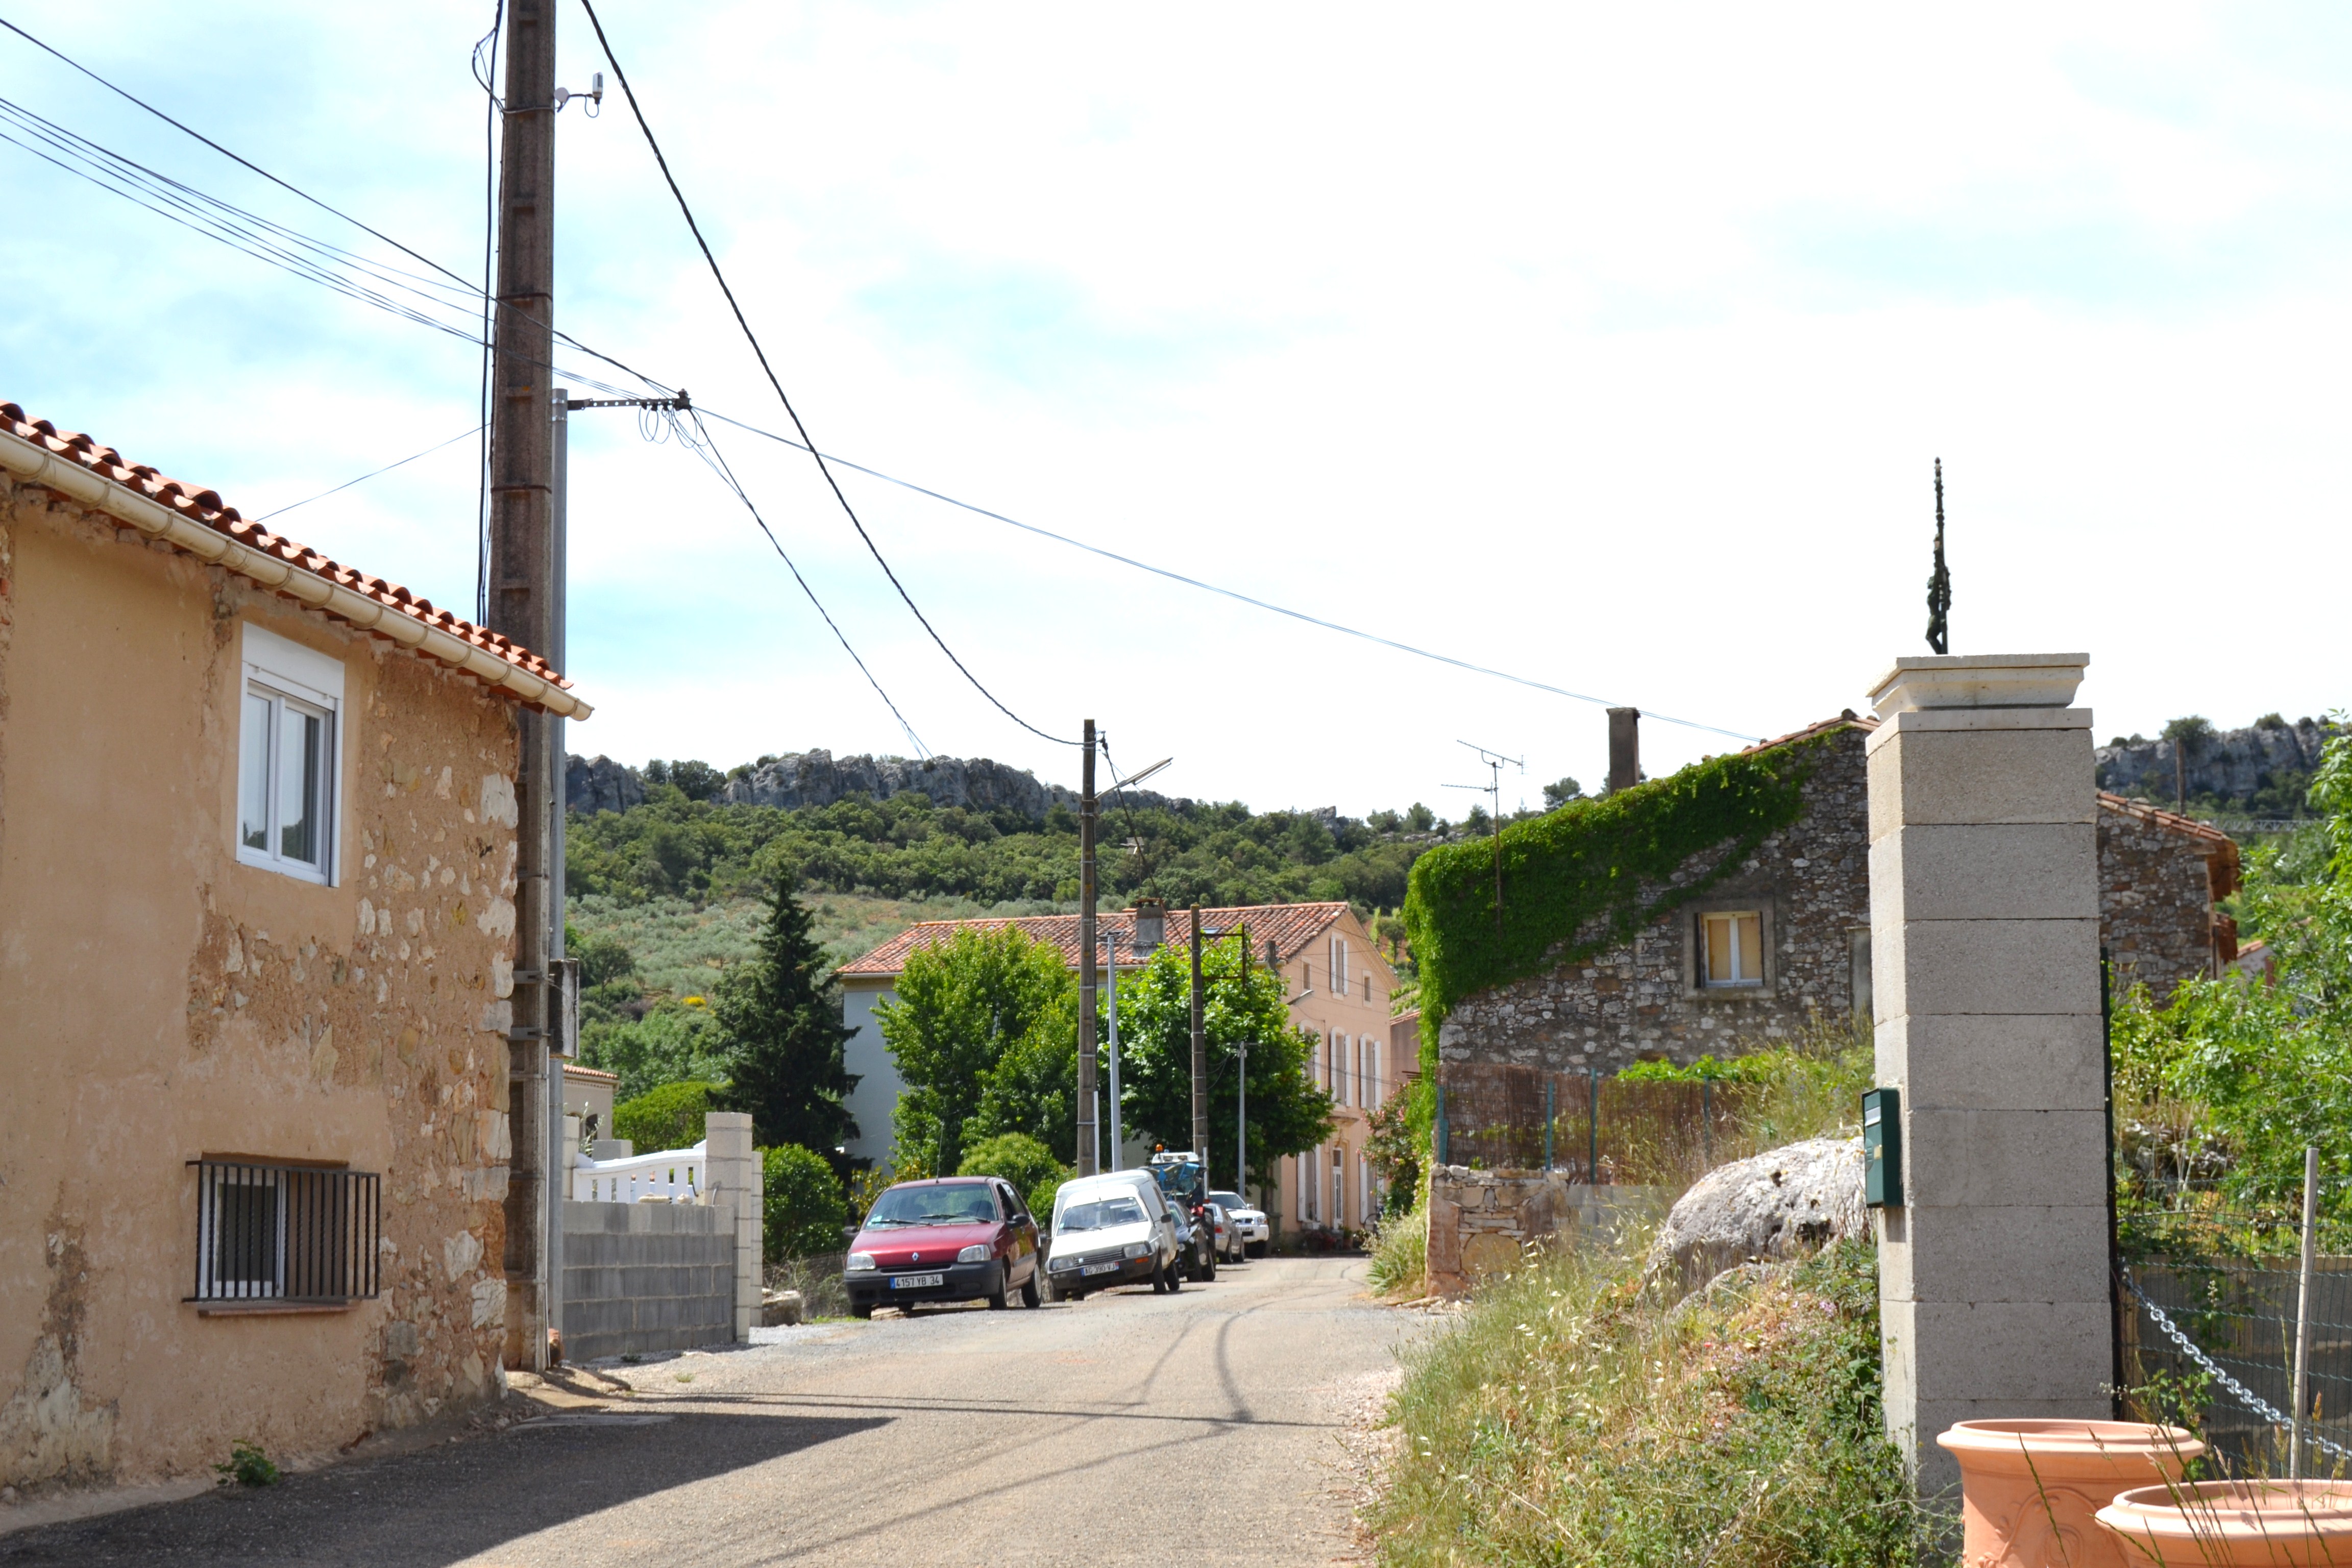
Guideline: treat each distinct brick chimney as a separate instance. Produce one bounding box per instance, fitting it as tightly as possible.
[1607,707,1641,795]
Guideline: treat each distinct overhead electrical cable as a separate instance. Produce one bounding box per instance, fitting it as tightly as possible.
[659,406,930,758]
[699,409,1763,745]
[576,0,1077,750]
[253,424,484,522]
[1,14,1759,746]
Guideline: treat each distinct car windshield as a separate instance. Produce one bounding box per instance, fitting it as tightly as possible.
[1211,1192,1245,1211]
[863,1185,997,1228]
[1057,1196,1147,1233]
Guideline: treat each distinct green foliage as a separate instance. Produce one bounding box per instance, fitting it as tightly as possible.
[1363,1086,1423,1216]
[965,994,1082,1164]
[2114,729,2352,1234]
[1110,930,1333,1193]
[214,1440,280,1488]
[1365,1197,1427,1296]
[1541,776,1584,809]
[713,883,859,1157]
[762,1144,850,1262]
[566,782,1436,913]
[1405,735,1830,1051]
[613,1080,716,1154]
[1370,1239,1928,1566]
[578,1004,731,1106]
[873,924,1075,1173]
[957,1132,1070,1219]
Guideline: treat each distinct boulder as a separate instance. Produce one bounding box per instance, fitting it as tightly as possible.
[1642,1137,1865,1299]
[759,1289,804,1328]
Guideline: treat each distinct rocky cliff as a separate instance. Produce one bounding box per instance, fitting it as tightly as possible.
[2095,718,2339,813]
[564,749,1180,821]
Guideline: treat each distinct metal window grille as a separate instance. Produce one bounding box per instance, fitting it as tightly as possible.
[187,1160,381,1304]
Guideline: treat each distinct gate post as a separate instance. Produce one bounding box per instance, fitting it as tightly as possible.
[1866,654,2112,1495]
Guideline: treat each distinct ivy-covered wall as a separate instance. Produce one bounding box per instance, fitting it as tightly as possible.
[1404,726,1854,1075]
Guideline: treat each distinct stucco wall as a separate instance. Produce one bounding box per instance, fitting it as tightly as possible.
[0,483,523,1492]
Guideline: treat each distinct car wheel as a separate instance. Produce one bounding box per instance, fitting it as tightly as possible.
[1167,1253,1182,1292]
[1247,1241,1266,1259]
[1021,1268,1042,1308]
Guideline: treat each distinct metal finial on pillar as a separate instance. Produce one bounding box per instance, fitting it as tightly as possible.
[1926,458,1951,655]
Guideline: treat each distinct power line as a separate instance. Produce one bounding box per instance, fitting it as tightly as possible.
[576,0,1076,752]
[252,424,484,522]
[699,409,1765,745]
[1,15,1759,747]
[657,405,931,758]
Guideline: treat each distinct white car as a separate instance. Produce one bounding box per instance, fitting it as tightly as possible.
[1044,1171,1183,1300]
[1210,1190,1269,1259]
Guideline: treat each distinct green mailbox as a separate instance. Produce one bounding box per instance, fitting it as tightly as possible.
[1862,1087,1901,1208]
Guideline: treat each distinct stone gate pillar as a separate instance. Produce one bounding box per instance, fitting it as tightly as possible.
[1866,654,2111,1493]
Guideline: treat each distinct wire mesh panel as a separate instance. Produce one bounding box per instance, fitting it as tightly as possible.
[187,1160,381,1305]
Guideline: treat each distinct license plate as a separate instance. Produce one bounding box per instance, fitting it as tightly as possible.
[889,1272,944,1289]
[1081,1261,1121,1276]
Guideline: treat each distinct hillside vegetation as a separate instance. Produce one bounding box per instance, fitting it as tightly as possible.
[566,771,1469,918]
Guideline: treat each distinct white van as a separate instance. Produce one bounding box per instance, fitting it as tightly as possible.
[1044,1170,1184,1298]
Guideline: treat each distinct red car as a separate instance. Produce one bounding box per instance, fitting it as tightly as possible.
[845,1176,1043,1317]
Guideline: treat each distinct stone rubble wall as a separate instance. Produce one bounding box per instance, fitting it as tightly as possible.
[1439,725,1873,1077]
[2099,804,2230,996]
[1425,1166,1665,1298]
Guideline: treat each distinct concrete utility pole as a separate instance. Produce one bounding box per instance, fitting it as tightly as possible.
[1189,907,1208,1162]
[1076,721,1099,1176]
[488,0,558,1373]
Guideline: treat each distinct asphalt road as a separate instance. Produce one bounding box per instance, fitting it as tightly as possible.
[0,1255,1408,1567]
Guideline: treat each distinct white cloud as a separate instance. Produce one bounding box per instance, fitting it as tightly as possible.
[3,2,2344,816]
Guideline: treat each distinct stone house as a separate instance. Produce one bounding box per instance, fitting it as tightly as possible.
[0,403,587,1497]
[837,900,1406,1234]
[1437,713,2239,1079]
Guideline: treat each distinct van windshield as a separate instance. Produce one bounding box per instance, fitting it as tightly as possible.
[1058,1196,1147,1233]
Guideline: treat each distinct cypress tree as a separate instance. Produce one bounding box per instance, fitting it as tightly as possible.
[714,881,860,1159]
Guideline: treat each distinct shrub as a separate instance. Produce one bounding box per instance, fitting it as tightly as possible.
[762,1144,849,1261]
[613,1080,716,1153]
[214,1440,279,1488]
[958,1132,1070,1220]
[1366,1202,1427,1297]
[1371,1238,1929,1566]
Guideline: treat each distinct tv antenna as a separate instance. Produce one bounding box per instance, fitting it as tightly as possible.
[1444,740,1523,934]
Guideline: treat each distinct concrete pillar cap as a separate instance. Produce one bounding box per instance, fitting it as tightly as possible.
[1868,654,2088,719]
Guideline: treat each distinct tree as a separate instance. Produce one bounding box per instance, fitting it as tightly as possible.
[763,1144,849,1261]
[614,1080,716,1153]
[966,987,1082,1164]
[713,882,860,1159]
[1541,776,1584,810]
[1112,929,1332,1200]
[580,1006,731,1104]
[958,1132,1071,1220]
[872,924,1074,1173]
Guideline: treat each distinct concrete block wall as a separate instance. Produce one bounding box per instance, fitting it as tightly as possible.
[1866,656,2113,1495]
[702,1112,764,1343]
[559,1200,736,1363]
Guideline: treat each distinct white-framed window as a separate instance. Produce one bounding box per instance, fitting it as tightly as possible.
[236,623,344,885]
[198,1165,285,1300]
[1329,936,1349,997]
[189,1158,382,1305]
[1366,1038,1383,1106]
[1698,910,1765,988]
[1331,1146,1345,1227]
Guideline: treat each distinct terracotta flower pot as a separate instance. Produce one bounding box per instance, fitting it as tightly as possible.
[1937,1419,2208,1568]
[2097,1480,2352,1566]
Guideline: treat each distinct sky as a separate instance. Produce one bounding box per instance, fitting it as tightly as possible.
[3,4,2346,819]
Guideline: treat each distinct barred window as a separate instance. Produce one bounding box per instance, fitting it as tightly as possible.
[189,1160,382,1306]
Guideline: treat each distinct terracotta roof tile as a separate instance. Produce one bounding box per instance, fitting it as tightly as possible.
[1,401,567,695]
[838,901,1356,979]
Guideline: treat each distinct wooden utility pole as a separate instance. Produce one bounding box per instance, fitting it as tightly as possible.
[1189,906,1208,1161]
[1077,722,1099,1175]
[488,0,559,1374]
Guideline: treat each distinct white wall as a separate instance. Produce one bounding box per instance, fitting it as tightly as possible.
[841,981,902,1166]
